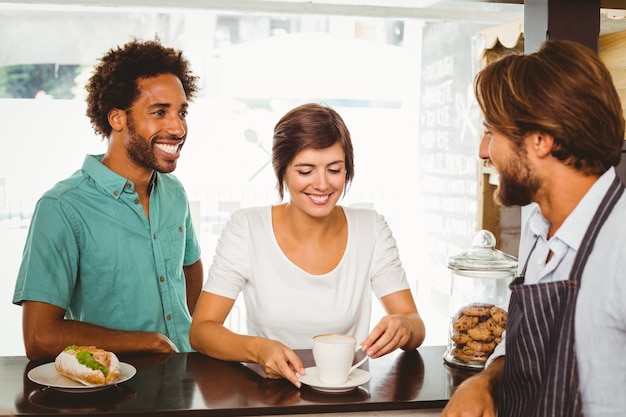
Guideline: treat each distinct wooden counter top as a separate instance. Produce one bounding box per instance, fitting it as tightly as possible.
[0,345,475,416]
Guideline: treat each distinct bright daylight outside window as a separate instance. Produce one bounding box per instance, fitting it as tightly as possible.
[0,2,492,356]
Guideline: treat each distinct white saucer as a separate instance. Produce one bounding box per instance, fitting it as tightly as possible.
[28,362,136,393]
[298,367,371,393]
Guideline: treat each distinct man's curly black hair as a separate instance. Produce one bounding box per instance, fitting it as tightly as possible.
[85,37,199,138]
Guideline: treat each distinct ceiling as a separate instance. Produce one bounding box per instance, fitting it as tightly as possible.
[0,0,522,24]
[0,1,624,34]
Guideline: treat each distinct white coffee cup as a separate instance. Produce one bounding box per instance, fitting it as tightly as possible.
[312,334,368,385]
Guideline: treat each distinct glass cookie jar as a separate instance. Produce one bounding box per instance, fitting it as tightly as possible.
[444,230,518,370]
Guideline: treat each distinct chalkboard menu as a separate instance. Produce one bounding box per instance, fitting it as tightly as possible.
[418,21,488,301]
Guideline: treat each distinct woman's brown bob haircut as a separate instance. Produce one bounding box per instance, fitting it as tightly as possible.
[272,103,355,200]
[474,39,624,176]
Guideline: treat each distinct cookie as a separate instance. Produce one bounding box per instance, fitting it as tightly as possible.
[462,344,490,356]
[466,339,496,353]
[451,332,472,345]
[452,315,478,331]
[462,303,495,317]
[485,318,505,337]
[468,323,495,342]
[451,347,488,364]
[490,306,507,327]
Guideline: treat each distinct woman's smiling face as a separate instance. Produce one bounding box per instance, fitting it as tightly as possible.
[283,142,346,218]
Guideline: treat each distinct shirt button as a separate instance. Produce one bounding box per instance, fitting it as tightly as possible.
[125,183,131,188]
[166,315,172,321]
[134,199,140,204]
[113,191,119,196]
[153,234,157,240]
[179,226,183,232]
[160,276,165,282]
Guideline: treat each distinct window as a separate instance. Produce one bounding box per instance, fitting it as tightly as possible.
[0,2,513,355]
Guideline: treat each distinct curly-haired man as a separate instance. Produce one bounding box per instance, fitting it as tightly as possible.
[13,38,204,360]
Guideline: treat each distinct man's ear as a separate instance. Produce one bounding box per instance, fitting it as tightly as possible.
[108,108,126,132]
[531,132,554,159]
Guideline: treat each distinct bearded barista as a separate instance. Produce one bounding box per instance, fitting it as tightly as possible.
[441,40,626,417]
[13,38,204,361]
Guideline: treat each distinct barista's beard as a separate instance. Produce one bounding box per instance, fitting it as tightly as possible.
[494,148,541,207]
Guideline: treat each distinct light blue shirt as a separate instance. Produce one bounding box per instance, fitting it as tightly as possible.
[489,168,626,416]
[13,154,201,352]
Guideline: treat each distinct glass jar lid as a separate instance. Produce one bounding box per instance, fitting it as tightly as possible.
[448,229,518,272]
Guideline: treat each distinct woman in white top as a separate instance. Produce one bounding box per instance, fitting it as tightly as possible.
[190,103,425,387]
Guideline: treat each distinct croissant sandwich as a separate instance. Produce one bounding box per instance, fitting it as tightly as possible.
[54,345,121,385]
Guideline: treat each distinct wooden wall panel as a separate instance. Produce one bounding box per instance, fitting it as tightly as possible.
[600,30,626,137]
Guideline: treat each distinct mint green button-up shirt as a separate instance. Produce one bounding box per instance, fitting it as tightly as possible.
[13,154,201,351]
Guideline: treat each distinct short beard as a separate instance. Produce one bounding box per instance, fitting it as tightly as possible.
[126,115,175,174]
[493,148,540,207]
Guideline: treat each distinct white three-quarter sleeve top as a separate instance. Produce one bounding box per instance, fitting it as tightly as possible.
[203,206,410,349]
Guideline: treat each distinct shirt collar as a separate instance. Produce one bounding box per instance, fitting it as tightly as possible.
[529,167,617,252]
[81,154,137,199]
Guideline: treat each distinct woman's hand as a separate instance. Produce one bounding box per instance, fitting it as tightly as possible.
[361,289,425,358]
[192,293,305,387]
[361,313,415,358]
[255,340,305,388]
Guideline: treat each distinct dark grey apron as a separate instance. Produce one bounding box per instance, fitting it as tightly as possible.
[498,176,624,417]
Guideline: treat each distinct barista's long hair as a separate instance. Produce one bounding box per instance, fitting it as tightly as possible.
[475,39,624,175]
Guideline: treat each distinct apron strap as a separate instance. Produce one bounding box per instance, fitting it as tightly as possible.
[570,175,625,282]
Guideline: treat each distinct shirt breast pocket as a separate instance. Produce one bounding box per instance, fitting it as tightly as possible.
[164,224,186,280]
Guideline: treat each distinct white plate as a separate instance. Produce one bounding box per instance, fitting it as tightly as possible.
[27,362,136,393]
[298,367,371,393]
